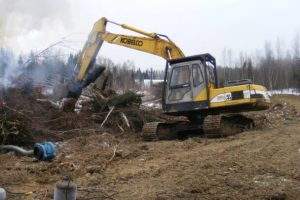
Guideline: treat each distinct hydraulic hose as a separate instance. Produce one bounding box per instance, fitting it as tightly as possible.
[0,145,33,156]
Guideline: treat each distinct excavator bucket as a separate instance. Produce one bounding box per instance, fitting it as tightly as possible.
[66,65,106,99]
[52,65,106,101]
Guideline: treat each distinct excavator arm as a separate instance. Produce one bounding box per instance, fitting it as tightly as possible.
[76,17,185,81]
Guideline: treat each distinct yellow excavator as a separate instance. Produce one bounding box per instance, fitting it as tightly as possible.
[64,17,270,140]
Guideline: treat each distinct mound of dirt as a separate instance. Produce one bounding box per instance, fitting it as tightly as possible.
[247,95,300,129]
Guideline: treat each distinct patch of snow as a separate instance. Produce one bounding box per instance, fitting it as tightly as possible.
[138,89,162,109]
[268,88,300,96]
[138,90,155,101]
[143,79,163,88]
[253,174,292,186]
[42,87,53,95]
[142,101,162,109]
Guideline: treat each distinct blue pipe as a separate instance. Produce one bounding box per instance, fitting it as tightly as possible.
[33,142,56,161]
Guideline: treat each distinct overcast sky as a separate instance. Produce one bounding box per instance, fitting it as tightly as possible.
[0,0,299,69]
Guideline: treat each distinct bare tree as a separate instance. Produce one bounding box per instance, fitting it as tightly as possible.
[293,32,300,59]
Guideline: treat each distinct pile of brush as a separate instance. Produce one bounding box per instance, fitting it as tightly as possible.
[73,83,144,133]
[0,106,34,146]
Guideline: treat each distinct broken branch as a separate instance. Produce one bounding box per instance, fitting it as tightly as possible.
[120,112,130,128]
[100,106,115,127]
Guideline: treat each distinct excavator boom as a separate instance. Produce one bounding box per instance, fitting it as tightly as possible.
[76,17,184,81]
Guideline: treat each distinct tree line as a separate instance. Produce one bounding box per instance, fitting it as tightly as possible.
[218,35,300,90]
[0,33,299,93]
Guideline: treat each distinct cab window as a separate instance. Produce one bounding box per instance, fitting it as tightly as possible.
[192,63,204,86]
[170,65,190,87]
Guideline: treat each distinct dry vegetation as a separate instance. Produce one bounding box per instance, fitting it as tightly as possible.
[0,91,300,199]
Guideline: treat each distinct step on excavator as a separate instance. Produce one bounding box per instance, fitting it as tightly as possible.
[61,17,270,140]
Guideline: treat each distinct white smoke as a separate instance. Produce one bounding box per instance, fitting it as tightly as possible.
[0,0,72,54]
[0,49,18,87]
[0,0,73,90]
[0,0,71,37]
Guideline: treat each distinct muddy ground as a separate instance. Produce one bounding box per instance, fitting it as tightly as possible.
[1,95,300,199]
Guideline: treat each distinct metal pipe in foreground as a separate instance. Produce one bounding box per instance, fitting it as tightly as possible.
[0,187,6,200]
[54,180,77,200]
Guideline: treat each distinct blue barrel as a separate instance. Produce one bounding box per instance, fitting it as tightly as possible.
[33,142,56,161]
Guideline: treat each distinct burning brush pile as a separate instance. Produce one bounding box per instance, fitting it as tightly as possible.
[0,81,147,147]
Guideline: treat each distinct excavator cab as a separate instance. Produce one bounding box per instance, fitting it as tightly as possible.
[163,54,217,115]
[163,52,270,117]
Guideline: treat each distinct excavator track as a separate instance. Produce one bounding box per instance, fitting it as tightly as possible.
[141,122,160,141]
[142,114,254,141]
[203,115,223,138]
[142,121,199,141]
[203,114,254,138]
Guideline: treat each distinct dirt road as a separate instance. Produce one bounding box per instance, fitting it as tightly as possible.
[1,95,300,199]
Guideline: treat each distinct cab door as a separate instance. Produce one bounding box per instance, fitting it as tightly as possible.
[166,62,193,104]
[166,60,207,104]
[191,61,206,101]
